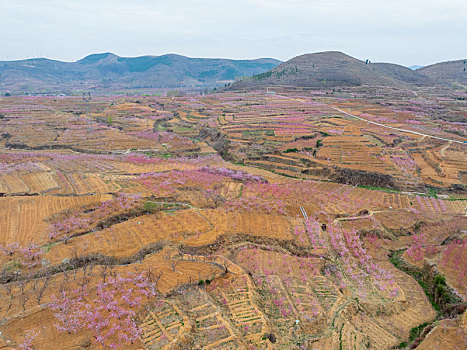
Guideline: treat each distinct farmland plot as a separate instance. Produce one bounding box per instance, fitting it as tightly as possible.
[0,91,465,349]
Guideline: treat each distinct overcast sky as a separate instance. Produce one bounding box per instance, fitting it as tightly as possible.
[1,0,466,66]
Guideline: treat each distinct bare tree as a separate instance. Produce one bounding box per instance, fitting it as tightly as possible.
[165,250,173,261]
[154,271,163,288]
[82,265,89,283]
[2,283,14,316]
[72,268,78,281]
[108,265,116,279]
[61,265,70,283]
[70,245,78,260]
[77,266,89,290]
[170,259,179,272]
[58,281,68,294]
[31,278,39,293]
[145,266,155,282]
[222,258,229,273]
[36,274,51,306]
[99,265,109,283]
[17,279,31,311]
[88,264,95,277]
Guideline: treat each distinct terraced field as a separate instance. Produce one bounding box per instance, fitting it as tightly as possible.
[0,90,465,349]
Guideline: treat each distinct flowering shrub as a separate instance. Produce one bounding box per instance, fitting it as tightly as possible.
[19,244,43,268]
[0,242,43,269]
[390,155,417,172]
[129,130,195,149]
[326,223,399,296]
[199,167,264,183]
[48,216,92,240]
[225,182,288,214]
[50,273,157,349]
[48,192,142,240]
[17,329,40,350]
[139,169,223,196]
[406,233,426,261]
[0,242,20,255]
[139,166,264,200]
[0,161,44,175]
[440,239,466,285]
[294,217,326,248]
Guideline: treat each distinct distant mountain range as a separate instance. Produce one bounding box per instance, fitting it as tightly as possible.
[418,59,467,87]
[0,53,281,93]
[229,52,467,90]
[1,51,466,94]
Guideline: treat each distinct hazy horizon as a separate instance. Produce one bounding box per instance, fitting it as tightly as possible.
[0,50,464,69]
[2,0,466,67]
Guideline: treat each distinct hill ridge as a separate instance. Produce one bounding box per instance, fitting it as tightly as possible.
[230,51,441,90]
[0,53,282,93]
[418,58,467,87]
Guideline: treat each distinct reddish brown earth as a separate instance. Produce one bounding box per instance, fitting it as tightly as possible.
[0,89,465,349]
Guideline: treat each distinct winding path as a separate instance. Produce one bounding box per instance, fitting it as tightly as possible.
[333,108,466,145]
[276,93,466,145]
[439,140,452,157]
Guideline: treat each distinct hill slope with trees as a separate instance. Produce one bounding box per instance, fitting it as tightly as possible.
[229,51,467,90]
[0,53,281,93]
